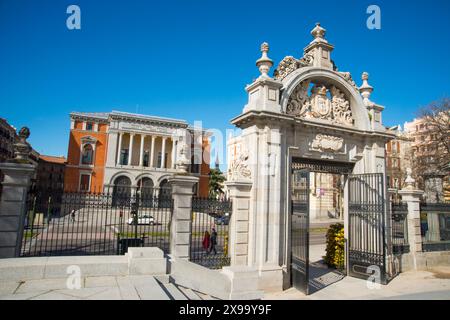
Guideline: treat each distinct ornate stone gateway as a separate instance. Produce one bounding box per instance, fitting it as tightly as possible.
[227,23,396,293]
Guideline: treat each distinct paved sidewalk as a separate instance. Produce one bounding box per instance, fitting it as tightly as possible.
[0,275,212,300]
[264,268,450,300]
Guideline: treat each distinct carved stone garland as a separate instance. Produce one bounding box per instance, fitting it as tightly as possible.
[286,82,353,126]
[228,151,252,181]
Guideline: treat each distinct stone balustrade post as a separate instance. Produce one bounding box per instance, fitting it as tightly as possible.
[168,175,199,259]
[225,180,252,266]
[398,187,424,253]
[0,162,36,258]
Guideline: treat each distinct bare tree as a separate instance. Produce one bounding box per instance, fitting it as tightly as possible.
[410,98,450,199]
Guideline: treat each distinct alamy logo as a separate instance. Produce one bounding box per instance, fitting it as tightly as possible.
[366,5,381,30]
[66,5,81,30]
[66,265,82,289]
[366,265,381,289]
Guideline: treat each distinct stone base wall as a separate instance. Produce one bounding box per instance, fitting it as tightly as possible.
[398,251,450,272]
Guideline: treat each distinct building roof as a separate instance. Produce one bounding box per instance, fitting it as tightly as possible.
[70,111,188,127]
[39,155,66,164]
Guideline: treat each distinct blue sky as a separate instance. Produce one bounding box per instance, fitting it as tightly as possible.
[1,0,449,163]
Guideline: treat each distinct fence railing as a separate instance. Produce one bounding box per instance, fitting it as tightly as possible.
[190,197,232,269]
[390,202,409,254]
[420,202,450,252]
[21,187,172,257]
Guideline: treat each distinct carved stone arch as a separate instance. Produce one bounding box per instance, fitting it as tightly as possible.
[135,173,155,186]
[110,171,135,186]
[157,174,172,186]
[280,67,371,131]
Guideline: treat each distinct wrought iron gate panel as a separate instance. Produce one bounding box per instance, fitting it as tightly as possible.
[190,197,232,269]
[348,173,387,284]
[291,169,310,295]
[21,187,172,257]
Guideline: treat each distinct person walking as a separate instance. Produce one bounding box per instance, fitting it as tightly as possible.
[209,228,217,255]
[202,231,210,254]
[70,209,76,222]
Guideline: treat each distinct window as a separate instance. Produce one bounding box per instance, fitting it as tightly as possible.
[86,122,93,131]
[81,144,94,165]
[120,149,129,165]
[157,152,168,168]
[143,151,149,167]
[79,174,91,192]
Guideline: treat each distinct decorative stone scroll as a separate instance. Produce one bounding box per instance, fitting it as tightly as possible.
[273,53,314,81]
[286,81,353,126]
[228,151,252,181]
[310,134,344,153]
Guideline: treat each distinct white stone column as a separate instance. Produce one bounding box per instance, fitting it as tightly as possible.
[0,162,36,258]
[106,132,118,167]
[168,175,199,259]
[150,136,156,168]
[116,132,123,165]
[225,180,252,266]
[171,138,177,169]
[161,137,167,169]
[128,133,135,166]
[139,134,145,167]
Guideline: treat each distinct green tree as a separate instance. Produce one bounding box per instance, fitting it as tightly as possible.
[208,168,226,198]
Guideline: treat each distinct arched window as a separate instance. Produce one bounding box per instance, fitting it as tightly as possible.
[112,175,132,207]
[81,144,94,165]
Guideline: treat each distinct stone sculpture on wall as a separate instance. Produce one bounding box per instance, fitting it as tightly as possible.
[310,134,344,153]
[228,151,252,181]
[286,81,354,126]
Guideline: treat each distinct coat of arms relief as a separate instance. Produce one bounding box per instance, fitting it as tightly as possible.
[286,81,353,126]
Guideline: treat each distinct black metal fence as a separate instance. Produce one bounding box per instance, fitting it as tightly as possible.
[420,202,450,252]
[390,202,409,254]
[190,196,232,269]
[21,187,172,257]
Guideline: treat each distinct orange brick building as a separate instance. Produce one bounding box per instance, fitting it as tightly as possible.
[64,111,210,196]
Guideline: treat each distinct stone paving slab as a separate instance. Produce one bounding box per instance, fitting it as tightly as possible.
[264,269,450,300]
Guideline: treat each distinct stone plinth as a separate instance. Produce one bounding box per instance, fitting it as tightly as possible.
[398,187,424,254]
[0,162,36,258]
[225,180,252,266]
[168,175,199,259]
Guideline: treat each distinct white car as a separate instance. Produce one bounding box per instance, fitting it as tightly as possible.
[127,215,155,225]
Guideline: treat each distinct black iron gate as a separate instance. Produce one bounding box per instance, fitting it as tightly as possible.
[348,173,387,284]
[21,187,172,257]
[291,169,310,295]
[190,196,232,269]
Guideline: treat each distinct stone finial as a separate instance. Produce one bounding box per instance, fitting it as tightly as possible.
[359,72,374,105]
[10,127,32,163]
[311,23,326,41]
[404,167,416,189]
[175,141,190,173]
[256,42,273,78]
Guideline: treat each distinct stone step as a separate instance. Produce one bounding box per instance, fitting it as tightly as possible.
[161,283,188,300]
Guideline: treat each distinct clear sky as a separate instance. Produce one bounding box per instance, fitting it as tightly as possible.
[1,0,449,164]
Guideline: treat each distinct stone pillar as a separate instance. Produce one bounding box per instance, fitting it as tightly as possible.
[171,138,177,169]
[128,133,134,166]
[150,136,156,168]
[398,188,424,253]
[161,137,167,169]
[106,131,118,167]
[0,163,36,258]
[116,132,123,165]
[225,180,252,266]
[168,175,199,259]
[139,134,145,167]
